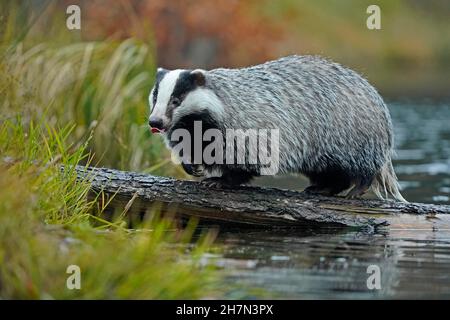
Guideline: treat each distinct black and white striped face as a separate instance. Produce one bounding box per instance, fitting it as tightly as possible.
[148,68,206,133]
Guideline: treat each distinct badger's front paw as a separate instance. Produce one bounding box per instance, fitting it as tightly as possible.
[191,164,205,177]
[182,163,205,177]
[200,177,230,189]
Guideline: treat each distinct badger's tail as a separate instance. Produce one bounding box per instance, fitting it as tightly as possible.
[371,157,407,202]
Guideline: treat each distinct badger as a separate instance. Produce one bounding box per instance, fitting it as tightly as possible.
[148,55,406,201]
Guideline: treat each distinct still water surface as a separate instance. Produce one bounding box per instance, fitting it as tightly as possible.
[210,102,450,298]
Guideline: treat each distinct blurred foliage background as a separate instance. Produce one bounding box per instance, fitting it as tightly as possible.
[77,0,449,99]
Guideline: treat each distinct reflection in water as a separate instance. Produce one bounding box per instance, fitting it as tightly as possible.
[213,228,450,299]
[211,102,450,298]
[390,101,450,204]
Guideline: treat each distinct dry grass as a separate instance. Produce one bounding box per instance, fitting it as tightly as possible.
[0,4,218,299]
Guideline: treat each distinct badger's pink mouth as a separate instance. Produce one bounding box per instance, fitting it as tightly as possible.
[150,127,166,134]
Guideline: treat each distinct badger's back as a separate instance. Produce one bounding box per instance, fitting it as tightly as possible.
[205,55,393,177]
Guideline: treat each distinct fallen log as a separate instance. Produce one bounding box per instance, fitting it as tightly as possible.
[73,166,450,231]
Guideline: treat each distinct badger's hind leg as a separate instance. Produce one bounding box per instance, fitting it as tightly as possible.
[345,176,374,199]
[303,169,352,197]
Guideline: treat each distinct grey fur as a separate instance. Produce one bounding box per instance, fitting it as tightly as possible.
[154,55,406,201]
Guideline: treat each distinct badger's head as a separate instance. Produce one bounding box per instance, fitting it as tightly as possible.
[148,68,223,134]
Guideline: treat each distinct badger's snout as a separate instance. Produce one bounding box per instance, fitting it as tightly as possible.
[148,117,166,133]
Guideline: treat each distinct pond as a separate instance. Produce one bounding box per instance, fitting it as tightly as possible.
[208,101,450,299]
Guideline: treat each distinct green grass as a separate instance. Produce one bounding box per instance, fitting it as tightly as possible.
[2,38,182,176]
[0,114,218,299]
[0,4,218,299]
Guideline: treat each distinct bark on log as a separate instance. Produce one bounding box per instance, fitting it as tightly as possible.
[73,166,450,231]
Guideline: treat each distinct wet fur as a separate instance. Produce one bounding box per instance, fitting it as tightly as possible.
[149,55,406,201]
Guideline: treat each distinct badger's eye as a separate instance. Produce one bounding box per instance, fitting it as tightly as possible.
[172,97,181,106]
[152,89,157,106]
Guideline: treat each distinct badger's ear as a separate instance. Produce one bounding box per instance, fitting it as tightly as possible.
[155,67,168,83]
[157,67,167,73]
[190,69,206,86]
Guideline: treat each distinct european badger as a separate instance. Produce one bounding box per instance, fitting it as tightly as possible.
[148,55,406,201]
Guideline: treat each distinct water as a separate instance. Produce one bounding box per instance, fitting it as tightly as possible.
[391,101,450,204]
[209,102,450,299]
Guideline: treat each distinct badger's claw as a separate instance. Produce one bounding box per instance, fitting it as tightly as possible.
[345,185,369,199]
[200,177,230,189]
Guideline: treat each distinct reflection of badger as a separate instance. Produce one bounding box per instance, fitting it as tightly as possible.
[148,55,406,201]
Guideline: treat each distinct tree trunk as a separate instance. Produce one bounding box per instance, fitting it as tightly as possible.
[73,166,450,231]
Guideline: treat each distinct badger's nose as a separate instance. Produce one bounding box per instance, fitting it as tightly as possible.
[148,117,165,133]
